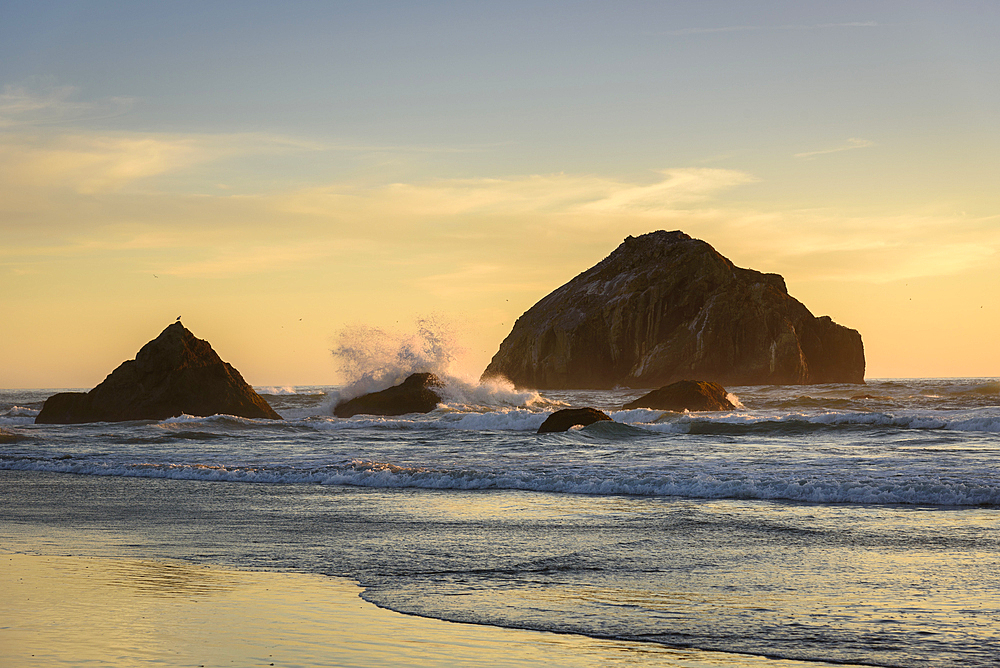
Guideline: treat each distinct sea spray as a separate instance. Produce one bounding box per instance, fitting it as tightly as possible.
[328,317,557,412]
[330,316,463,402]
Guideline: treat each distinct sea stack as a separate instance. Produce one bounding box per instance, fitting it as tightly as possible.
[481,230,865,389]
[623,380,735,412]
[537,407,613,433]
[35,322,282,423]
[333,372,444,418]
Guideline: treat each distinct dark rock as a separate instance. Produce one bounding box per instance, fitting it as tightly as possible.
[482,230,865,389]
[537,407,613,433]
[334,372,444,418]
[623,380,735,412]
[35,323,282,424]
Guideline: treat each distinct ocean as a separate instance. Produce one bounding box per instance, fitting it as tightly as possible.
[2,378,999,667]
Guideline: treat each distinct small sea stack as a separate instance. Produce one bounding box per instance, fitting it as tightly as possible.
[537,407,613,433]
[334,372,444,418]
[35,322,282,424]
[623,380,735,412]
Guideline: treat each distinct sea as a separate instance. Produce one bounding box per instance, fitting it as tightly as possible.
[2,377,999,667]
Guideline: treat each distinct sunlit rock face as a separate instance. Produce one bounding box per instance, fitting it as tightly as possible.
[482,230,865,389]
[36,322,282,423]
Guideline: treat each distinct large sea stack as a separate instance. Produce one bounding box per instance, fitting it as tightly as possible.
[481,231,865,389]
[35,322,282,423]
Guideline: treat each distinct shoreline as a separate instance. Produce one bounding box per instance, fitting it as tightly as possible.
[1,547,869,668]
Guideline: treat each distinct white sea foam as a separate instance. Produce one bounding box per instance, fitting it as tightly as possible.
[158,413,282,427]
[256,386,325,396]
[437,375,562,411]
[0,416,36,426]
[608,408,669,423]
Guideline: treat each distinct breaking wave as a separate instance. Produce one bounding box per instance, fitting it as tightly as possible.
[3,455,998,506]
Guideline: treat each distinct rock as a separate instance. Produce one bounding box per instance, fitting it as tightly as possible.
[623,380,735,412]
[334,372,444,418]
[482,230,865,389]
[537,407,613,433]
[35,322,282,424]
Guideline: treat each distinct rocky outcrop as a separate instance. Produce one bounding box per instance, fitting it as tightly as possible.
[35,322,282,424]
[482,230,865,389]
[334,372,444,418]
[623,380,735,412]
[537,407,613,433]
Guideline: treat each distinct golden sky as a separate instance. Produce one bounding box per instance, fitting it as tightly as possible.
[2,2,998,387]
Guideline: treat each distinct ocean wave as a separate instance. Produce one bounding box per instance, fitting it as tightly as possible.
[0,405,40,426]
[256,386,327,396]
[634,410,1000,434]
[159,413,284,428]
[0,428,32,443]
[3,456,998,506]
[124,406,1000,435]
[4,405,40,416]
[306,408,549,432]
[967,380,1000,395]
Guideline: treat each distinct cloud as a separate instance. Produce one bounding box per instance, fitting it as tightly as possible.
[665,22,878,36]
[415,263,557,298]
[0,82,133,127]
[0,131,319,194]
[0,119,993,290]
[574,169,757,214]
[794,138,875,159]
[277,168,757,220]
[0,134,207,193]
[692,210,1000,283]
[161,239,360,278]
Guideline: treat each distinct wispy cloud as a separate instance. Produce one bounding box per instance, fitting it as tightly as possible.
[0,131,325,193]
[664,21,877,36]
[277,168,757,220]
[794,138,875,159]
[162,240,359,278]
[0,82,134,128]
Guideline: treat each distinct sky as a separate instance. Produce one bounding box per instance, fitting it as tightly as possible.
[2,1,998,388]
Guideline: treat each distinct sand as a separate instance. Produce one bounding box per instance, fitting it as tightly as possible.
[1,530,866,668]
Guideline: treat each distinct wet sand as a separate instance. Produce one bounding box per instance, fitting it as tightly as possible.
[1,548,869,668]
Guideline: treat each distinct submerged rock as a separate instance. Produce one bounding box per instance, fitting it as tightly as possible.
[35,322,282,424]
[537,407,613,433]
[482,230,865,389]
[623,380,735,412]
[333,372,444,418]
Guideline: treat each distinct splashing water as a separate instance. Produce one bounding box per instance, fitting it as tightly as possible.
[331,317,461,400]
[330,317,554,410]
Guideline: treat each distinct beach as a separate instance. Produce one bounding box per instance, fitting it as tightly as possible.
[2,536,860,668]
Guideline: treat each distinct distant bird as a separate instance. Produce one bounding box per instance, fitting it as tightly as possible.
[176,316,182,322]
[153,274,158,278]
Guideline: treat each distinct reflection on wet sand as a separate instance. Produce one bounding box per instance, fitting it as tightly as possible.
[0,551,869,668]
[100,558,240,597]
